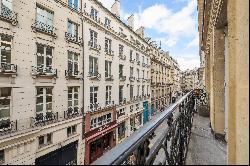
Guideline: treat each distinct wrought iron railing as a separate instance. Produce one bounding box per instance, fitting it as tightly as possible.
[92,91,195,165]
[31,20,56,38]
[0,5,18,25]
[65,32,83,45]
[0,63,17,74]
[65,70,83,79]
[31,66,57,78]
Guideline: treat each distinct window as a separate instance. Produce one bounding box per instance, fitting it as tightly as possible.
[89,56,98,76]
[130,85,133,100]
[36,5,54,31]
[105,38,112,54]
[67,125,77,137]
[137,85,140,97]
[119,64,124,77]
[136,53,139,61]
[36,44,53,70]
[142,85,145,96]
[117,108,125,118]
[38,133,52,148]
[36,87,52,115]
[68,87,79,110]
[106,86,112,105]
[90,86,98,110]
[130,50,133,60]
[130,105,133,112]
[90,8,98,21]
[67,20,78,38]
[118,122,126,140]
[68,51,79,73]
[0,150,4,163]
[105,61,112,78]
[137,69,139,79]
[142,70,145,79]
[130,67,133,77]
[119,86,123,103]
[119,44,124,56]
[0,34,11,65]
[90,118,97,128]
[68,0,78,10]
[91,113,112,129]
[1,0,12,11]
[89,30,98,48]
[104,17,111,28]
[0,88,11,120]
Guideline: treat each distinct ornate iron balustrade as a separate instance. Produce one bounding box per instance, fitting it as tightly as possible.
[0,5,18,25]
[31,66,57,78]
[31,112,58,127]
[31,20,56,38]
[88,72,101,80]
[64,107,81,119]
[0,119,16,134]
[105,50,114,56]
[65,32,83,45]
[105,75,114,81]
[92,91,195,165]
[119,75,126,81]
[89,103,100,112]
[88,41,101,51]
[0,63,17,74]
[65,70,83,79]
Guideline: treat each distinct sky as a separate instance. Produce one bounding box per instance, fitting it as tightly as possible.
[98,0,200,71]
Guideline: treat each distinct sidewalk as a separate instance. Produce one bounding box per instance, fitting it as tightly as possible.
[186,113,227,165]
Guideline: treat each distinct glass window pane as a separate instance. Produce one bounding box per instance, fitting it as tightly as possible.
[36,104,43,112]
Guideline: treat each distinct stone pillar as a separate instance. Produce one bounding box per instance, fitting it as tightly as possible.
[227,0,249,164]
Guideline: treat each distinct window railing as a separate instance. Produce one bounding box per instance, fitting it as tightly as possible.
[0,5,18,25]
[65,32,83,45]
[88,41,101,51]
[0,119,13,134]
[88,72,101,80]
[105,50,114,56]
[119,54,126,60]
[92,91,195,165]
[89,103,100,112]
[65,70,83,79]
[31,66,57,78]
[119,75,126,81]
[0,63,17,75]
[64,107,81,119]
[129,76,135,82]
[105,75,114,81]
[31,20,56,38]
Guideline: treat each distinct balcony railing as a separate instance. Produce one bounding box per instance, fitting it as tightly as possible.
[119,54,126,61]
[0,5,18,25]
[119,75,126,81]
[92,91,195,165]
[31,66,57,78]
[129,76,135,82]
[130,59,135,64]
[105,75,114,81]
[88,72,101,80]
[0,119,13,134]
[31,20,57,38]
[0,63,17,75]
[65,70,83,79]
[65,32,83,45]
[32,112,58,126]
[105,50,114,57]
[88,41,101,51]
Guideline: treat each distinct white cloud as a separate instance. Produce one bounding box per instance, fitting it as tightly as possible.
[186,33,199,48]
[176,57,200,71]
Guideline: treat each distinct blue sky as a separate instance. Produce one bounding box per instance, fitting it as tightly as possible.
[99,0,200,71]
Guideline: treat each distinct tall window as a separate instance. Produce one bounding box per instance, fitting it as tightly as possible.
[136,53,139,61]
[37,44,52,70]
[89,30,97,48]
[105,61,112,77]
[68,51,79,73]
[68,0,78,10]
[106,86,112,105]
[90,8,98,21]
[67,20,78,37]
[0,34,11,65]
[36,87,52,115]
[130,67,133,77]
[137,69,140,79]
[89,56,98,76]
[142,85,145,96]
[104,17,111,28]
[38,133,52,149]
[90,86,98,110]
[68,87,79,110]
[105,38,112,54]
[137,85,140,97]
[142,70,145,79]
[0,88,11,120]
[130,85,133,100]
[119,64,124,77]
[36,5,54,31]
[147,86,149,95]
[119,86,124,103]
[130,50,133,60]
[119,44,124,56]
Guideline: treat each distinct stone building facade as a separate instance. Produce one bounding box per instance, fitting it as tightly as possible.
[180,68,199,92]
[198,0,249,164]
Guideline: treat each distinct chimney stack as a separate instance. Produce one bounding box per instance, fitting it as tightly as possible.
[111,0,120,18]
[127,14,134,30]
[135,26,145,38]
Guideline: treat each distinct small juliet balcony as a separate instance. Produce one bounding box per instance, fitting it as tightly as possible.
[130,59,135,64]
[105,50,114,57]
[65,70,83,79]
[0,5,18,25]
[0,119,13,134]
[129,76,135,82]
[119,54,126,61]
[0,63,17,76]
[65,32,83,46]
[88,103,101,112]
[32,112,58,127]
[31,66,57,78]
[31,20,57,38]
[88,41,101,52]
[119,98,127,106]
[119,75,126,81]
[105,75,114,81]
[64,107,81,119]
[88,72,101,80]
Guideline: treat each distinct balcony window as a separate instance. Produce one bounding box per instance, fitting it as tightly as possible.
[105,38,112,54]
[68,87,79,111]
[36,44,53,72]
[130,85,133,100]
[0,149,4,163]
[118,122,126,140]
[91,118,97,129]
[130,67,133,77]
[89,30,98,49]
[104,17,111,29]
[89,56,98,76]
[130,50,133,61]
[68,0,78,11]
[67,20,78,39]
[106,86,112,106]
[67,125,77,137]
[137,85,140,97]
[68,51,79,75]
[0,34,12,69]
[38,133,52,149]
[119,85,123,104]
[142,85,145,96]
[0,0,17,25]
[119,64,124,77]
[119,44,124,57]
[36,87,52,115]
[0,88,11,120]
[90,8,98,21]
[105,61,112,78]
[142,70,145,79]
[90,86,98,110]
[36,5,54,33]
